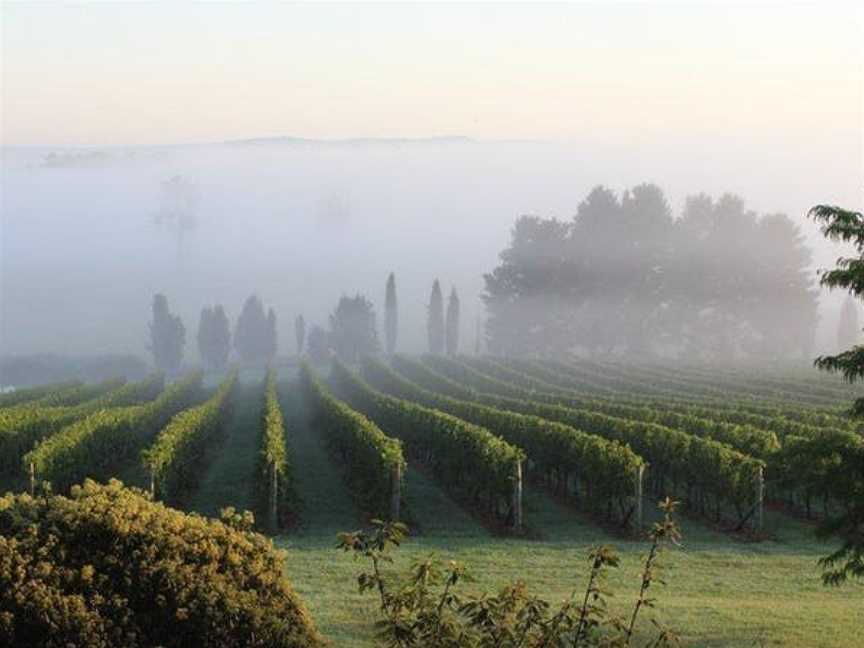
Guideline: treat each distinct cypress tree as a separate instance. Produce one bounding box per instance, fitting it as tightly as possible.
[385,272,398,355]
[445,287,460,356]
[427,279,445,355]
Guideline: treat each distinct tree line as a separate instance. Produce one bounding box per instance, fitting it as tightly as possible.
[483,184,819,360]
[147,273,462,371]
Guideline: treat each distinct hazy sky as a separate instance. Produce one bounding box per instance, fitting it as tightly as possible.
[2,2,862,147]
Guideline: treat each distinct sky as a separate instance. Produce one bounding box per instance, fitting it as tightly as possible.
[2,2,862,147]
[1,2,863,361]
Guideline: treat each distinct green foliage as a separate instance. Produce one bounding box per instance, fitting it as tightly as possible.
[331,360,525,525]
[0,479,323,648]
[299,363,404,518]
[257,368,293,528]
[425,355,764,524]
[337,499,682,647]
[0,374,165,476]
[149,294,186,373]
[392,355,476,400]
[11,377,125,409]
[0,380,82,408]
[143,370,238,503]
[809,197,864,583]
[362,356,644,527]
[23,373,200,492]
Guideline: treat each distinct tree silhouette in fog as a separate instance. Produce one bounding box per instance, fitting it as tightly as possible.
[234,295,277,365]
[148,294,185,373]
[197,305,231,371]
[295,315,306,356]
[306,325,330,365]
[445,287,460,356]
[427,280,445,355]
[837,296,859,352]
[385,272,398,355]
[484,184,818,360]
[329,295,379,363]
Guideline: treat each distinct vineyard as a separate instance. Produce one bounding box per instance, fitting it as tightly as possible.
[1,359,863,647]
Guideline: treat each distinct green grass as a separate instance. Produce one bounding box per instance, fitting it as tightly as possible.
[184,380,862,647]
[185,377,266,517]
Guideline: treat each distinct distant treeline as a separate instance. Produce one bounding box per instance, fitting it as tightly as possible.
[484,185,818,359]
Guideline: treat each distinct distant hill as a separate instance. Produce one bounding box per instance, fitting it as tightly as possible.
[220,135,474,148]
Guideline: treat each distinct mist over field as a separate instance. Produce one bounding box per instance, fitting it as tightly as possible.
[2,135,860,363]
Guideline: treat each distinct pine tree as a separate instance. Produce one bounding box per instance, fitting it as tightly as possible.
[445,287,460,356]
[837,296,860,352]
[385,272,398,355]
[427,279,445,355]
[294,315,306,356]
[148,294,185,373]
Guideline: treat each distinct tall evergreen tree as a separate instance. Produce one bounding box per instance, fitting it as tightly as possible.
[197,305,231,371]
[148,294,185,373]
[329,294,379,363]
[385,272,398,355]
[445,287,460,356]
[427,279,445,355]
[838,296,860,352]
[295,314,306,356]
[234,295,273,365]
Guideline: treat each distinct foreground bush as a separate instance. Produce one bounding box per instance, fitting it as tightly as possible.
[339,499,683,648]
[0,479,322,648]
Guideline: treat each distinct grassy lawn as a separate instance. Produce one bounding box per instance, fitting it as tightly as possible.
[189,380,863,647]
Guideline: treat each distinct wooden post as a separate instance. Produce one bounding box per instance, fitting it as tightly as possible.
[512,460,523,530]
[390,462,402,521]
[29,461,35,496]
[755,466,764,533]
[149,470,156,499]
[271,461,279,531]
[635,464,645,531]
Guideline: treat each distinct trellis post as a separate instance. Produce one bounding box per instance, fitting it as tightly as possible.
[390,462,402,521]
[512,460,523,530]
[755,466,764,532]
[30,461,35,496]
[149,470,156,499]
[635,464,645,531]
